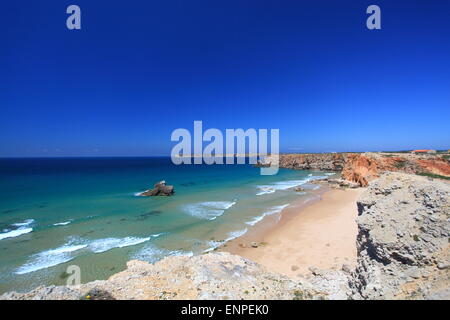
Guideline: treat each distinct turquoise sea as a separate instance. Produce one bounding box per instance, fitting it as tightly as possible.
[0,157,332,293]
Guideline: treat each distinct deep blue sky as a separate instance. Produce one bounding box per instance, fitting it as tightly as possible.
[1,0,449,157]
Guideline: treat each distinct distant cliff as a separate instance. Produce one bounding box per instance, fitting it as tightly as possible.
[260,152,450,187]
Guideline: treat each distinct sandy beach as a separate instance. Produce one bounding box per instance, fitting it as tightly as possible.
[223,187,365,279]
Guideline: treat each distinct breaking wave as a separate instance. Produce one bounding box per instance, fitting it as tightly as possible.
[15,233,162,274]
[182,201,236,220]
[246,204,289,226]
[256,175,329,195]
[132,244,193,263]
[11,219,35,227]
[53,220,72,226]
[87,236,153,253]
[0,219,35,241]
[204,228,248,253]
[15,244,87,275]
[0,228,33,241]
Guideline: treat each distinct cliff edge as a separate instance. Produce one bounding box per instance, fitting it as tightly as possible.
[349,172,449,299]
[260,152,450,187]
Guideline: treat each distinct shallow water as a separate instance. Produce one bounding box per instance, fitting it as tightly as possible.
[0,157,331,293]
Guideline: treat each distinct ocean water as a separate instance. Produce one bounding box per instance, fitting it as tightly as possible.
[0,157,332,293]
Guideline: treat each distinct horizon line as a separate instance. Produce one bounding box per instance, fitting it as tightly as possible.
[1,149,449,159]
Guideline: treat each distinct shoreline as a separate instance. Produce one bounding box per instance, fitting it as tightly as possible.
[221,185,364,279]
[1,171,449,300]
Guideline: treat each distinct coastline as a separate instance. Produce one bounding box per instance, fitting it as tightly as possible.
[1,171,449,300]
[221,185,364,278]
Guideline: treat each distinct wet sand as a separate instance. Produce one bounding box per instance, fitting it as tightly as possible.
[222,187,364,279]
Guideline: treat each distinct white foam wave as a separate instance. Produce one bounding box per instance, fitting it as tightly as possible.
[246,204,289,226]
[134,190,149,197]
[182,201,236,220]
[256,174,330,196]
[15,233,162,274]
[309,175,329,180]
[224,228,248,242]
[133,244,193,263]
[11,219,35,227]
[53,220,72,226]
[88,236,154,253]
[0,219,35,240]
[204,228,248,253]
[0,227,33,241]
[256,179,309,195]
[256,186,276,196]
[15,244,87,274]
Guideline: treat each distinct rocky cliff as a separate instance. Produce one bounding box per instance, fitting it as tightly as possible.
[348,172,450,299]
[261,152,450,187]
[0,252,341,300]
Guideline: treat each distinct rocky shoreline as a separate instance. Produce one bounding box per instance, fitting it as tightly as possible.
[258,152,450,187]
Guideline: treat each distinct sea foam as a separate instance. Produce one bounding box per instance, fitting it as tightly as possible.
[182,201,236,220]
[87,235,157,253]
[53,220,72,226]
[256,175,328,196]
[0,219,35,241]
[15,233,162,274]
[0,228,33,241]
[246,204,289,226]
[15,244,87,275]
[223,228,248,242]
[133,244,193,263]
[11,219,35,227]
[134,190,149,197]
[204,228,248,253]
[256,179,308,195]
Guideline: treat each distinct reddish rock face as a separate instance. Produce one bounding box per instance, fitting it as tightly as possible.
[341,154,450,186]
[276,152,450,187]
[417,159,450,176]
[341,155,379,187]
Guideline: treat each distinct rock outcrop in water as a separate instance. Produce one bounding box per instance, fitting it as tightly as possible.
[140,180,174,196]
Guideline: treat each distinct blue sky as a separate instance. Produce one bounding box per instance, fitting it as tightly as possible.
[1,0,449,157]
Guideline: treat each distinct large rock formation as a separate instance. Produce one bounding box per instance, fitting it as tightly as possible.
[140,180,174,196]
[260,153,347,171]
[341,154,380,187]
[0,253,337,300]
[261,152,450,187]
[349,172,450,299]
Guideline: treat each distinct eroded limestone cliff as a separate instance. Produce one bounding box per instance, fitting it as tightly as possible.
[0,252,337,300]
[349,172,450,299]
[262,152,450,187]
